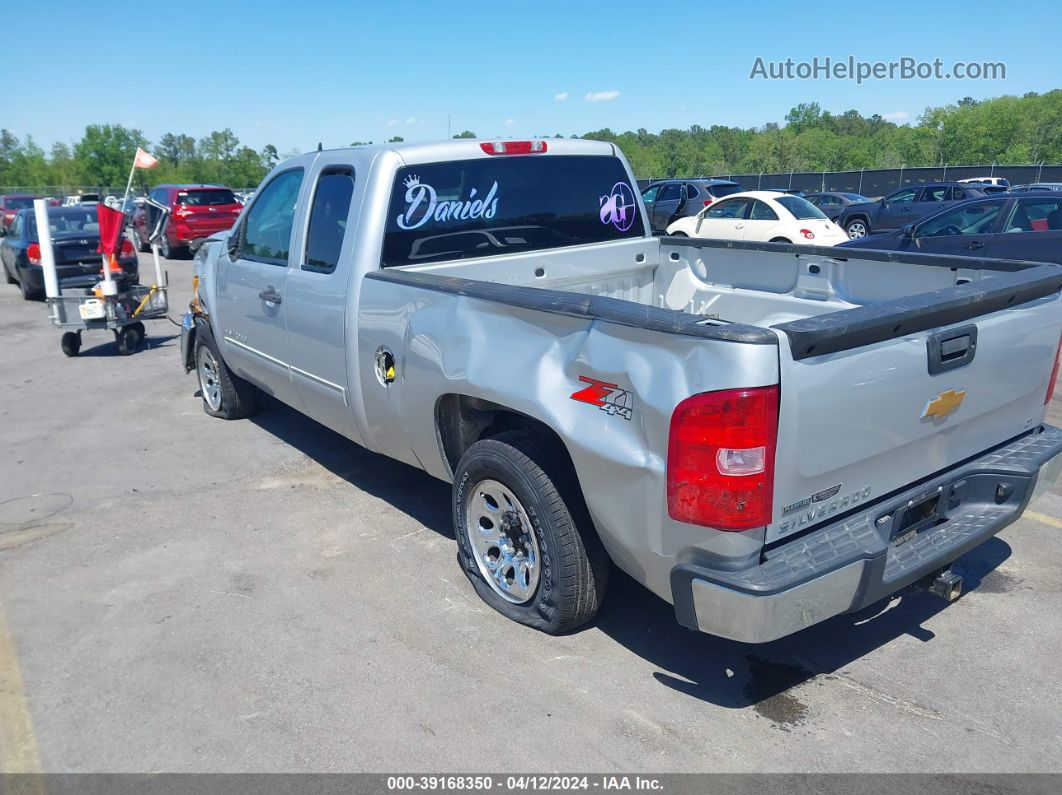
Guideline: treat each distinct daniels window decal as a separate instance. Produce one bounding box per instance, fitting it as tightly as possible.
[395,175,499,230]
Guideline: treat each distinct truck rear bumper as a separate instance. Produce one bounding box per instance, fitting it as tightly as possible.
[671,424,1062,644]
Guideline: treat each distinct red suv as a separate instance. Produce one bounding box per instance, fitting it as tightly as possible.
[133,185,242,258]
[1,194,38,234]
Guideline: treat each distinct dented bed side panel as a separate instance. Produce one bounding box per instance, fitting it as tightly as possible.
[355,276,780,600]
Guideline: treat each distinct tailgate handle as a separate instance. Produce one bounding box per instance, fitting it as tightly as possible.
[927,325,978,375]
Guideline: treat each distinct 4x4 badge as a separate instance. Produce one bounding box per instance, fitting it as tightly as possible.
[570,376,633,421]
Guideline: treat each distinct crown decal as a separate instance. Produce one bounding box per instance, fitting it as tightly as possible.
[403,174,421,189]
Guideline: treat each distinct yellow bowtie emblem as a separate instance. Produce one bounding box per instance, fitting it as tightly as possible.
[921,388,966,420]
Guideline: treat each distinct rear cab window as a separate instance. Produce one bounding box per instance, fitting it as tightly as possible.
[382,155,645,267]
[176,189,239,206]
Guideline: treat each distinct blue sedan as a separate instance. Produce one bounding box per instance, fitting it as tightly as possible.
[837,192,1062,265]
[0,206,139,300]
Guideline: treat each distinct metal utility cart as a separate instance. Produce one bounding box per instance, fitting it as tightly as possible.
[48,282,169,356]
[38,197,171,357]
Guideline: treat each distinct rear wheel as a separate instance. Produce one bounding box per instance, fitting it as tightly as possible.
[115,322,144,356]
[18,274,41,301]
[194,326,259,419]
[4,263,15,284]
[670,231,688,237]
[453,431,609,634]
[845,219,869,239]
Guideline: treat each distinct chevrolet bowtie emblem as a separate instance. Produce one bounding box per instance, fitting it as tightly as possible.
[921,388,966,420]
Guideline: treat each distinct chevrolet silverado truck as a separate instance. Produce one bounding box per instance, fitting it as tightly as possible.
[180,138,1062,643]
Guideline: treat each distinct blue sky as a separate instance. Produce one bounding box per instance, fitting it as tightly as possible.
[7,0,1060,154]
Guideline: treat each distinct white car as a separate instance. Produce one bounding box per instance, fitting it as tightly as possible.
[665,190,848,245]
[958,177,1010,187]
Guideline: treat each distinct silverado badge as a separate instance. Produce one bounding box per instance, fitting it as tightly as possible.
[921,388,966,420]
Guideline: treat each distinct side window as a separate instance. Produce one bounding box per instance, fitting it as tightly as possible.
[1005,199,1062,233]
[303,169,355,273]
[951,188,967,200]
[9,215,21,236]
[683,183,699,200]
[658,183,680,202]
[887,187,919,204]
[749,200,779,221]
[240,169,305,265]
[706,198,750,219]
[641,185,661,204]
[916,200,1003,238]
[923,186,949,202]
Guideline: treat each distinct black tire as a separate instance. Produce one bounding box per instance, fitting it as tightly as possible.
[453,431,609,634]
[18,275,41,301]
[193,324,260,419]
[115,323,143,356]
[769,237,792,243]
[60,332,80,357]
[4,262,15,285]
[137,232,151,253]
[670,231,688,237]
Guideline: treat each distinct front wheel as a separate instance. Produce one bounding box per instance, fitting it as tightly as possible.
[60,332,81,357]
[669,231,688,237]
[194,327,259,419]
[453,431,608,634]
[845,219,869,239]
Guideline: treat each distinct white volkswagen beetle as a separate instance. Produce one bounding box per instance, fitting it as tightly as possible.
[665,190,848,246]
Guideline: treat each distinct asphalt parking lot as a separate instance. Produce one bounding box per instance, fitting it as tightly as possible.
[1,251,1061,774]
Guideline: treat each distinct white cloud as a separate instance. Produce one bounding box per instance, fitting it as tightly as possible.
[883,110,910,123]
[386,118,400,127]
[554,92,569,101]
[405,117,417,124]
[584,90,620,102]
[504,118,516,126]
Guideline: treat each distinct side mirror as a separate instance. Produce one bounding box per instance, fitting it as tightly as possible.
[901,224,915,239]
[226,229,240,259]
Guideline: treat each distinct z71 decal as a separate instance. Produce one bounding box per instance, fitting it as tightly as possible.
[570,376,633,421]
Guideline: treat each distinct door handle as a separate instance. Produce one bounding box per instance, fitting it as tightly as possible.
[965,241,985,250]
[258,286,282,304]
[734,223,744,229]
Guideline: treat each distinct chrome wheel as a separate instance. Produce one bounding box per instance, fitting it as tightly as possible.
[464,478,541,604]
[197,346,223,411]
[846,220,868,239]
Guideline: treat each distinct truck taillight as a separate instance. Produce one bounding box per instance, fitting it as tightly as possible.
[667,385,779,530]
[1046,334,1062,404]
[479,140,547,155]
[27,243,41,265]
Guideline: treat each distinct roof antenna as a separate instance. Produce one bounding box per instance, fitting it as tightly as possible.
[317,142,323,152]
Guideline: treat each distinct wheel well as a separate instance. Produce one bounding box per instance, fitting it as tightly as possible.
[769,237,791,243]
[845,214,869,226]
[436,394,571,476]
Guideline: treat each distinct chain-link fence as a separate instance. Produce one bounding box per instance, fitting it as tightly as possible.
[637,163,1062,197]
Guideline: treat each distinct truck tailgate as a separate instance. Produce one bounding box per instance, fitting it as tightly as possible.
[768,266,1062,544]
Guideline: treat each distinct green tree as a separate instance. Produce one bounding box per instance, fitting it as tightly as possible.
[452,130,476,139]
[73,124,148,186]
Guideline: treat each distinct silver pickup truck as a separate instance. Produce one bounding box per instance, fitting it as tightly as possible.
[181,138,1062,643]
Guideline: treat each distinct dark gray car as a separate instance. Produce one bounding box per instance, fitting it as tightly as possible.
[836,182,991,240]
[804,191,873,221]
[640,179,742,233]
